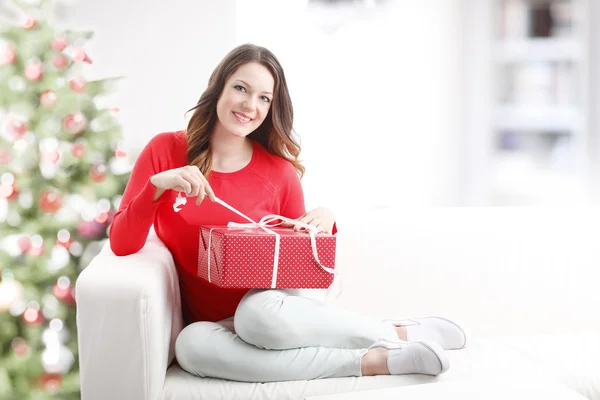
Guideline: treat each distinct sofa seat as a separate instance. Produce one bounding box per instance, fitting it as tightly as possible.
[496,334,600,400]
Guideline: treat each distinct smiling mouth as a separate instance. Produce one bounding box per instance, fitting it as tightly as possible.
[233,112,253,123]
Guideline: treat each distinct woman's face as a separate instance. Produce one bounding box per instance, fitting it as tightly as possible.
[216,62,275,138]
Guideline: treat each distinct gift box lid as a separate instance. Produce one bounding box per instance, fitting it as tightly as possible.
[201,226,335,237]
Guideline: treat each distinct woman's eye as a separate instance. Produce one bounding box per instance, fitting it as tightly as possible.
[234,85,246,92]
[261,96,271,103]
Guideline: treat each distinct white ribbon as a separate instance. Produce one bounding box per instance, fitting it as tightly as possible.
[173,192,187,212]
[176,192,339,294]
[227,214,336,277]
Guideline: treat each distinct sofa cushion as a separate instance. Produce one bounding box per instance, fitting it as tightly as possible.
[306,377,588,400]
[496,334,600,400]
[158,336,563,400]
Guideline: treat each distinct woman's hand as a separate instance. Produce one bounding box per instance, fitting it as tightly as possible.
[287,207,336,234]
[150,166,216,205]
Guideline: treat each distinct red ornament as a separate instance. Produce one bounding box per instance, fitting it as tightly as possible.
[41,150,60,164]
[40,373,62,393]
[7,119,28,138]
[72,47,92,64]
[17,236,32,253]
[95,212,109,224]
[50,36,68,51]
[114,147,127,158]
[12,337,29,357]
[56,238,72,249]
[52,54,68,70]
[23,307,43,325]
[56,229,72,249]
[0,148,11,165]
[23,17,36,30]
[53,284,76,306]
[56,241,70,249]
[40,90,57,108]
[27,245,44,257]
[71,143,87,159]
[77,219,105,239]
[69,77,86,93]
[39,190,63,214]
[90,162,107,183]
[0,182,18,200]
[2,45,16,64]
[63,112,87,134]
[24,60,43,81]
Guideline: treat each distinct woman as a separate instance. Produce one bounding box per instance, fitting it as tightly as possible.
[110,43,466,382]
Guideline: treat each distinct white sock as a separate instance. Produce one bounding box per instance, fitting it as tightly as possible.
[387,342,447,376]
[370,339,449,376]
[389,317,466,350]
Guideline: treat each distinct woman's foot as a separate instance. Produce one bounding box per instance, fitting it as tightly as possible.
[386,317,467,350]
[361,339,449,376]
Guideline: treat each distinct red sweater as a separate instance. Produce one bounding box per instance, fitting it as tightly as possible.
[109,131,307,323]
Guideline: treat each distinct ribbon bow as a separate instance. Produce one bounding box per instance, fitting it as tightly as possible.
[226,214,336,277]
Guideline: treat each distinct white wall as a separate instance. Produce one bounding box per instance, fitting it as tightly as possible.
[54,0,237,152]
[236,0,464,215]
[54,0,464,213]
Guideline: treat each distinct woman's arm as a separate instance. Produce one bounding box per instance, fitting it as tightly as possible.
[109,134,173,256]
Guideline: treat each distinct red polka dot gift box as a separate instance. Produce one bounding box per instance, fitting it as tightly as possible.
[197,225,337,289]
[170,192,338,289]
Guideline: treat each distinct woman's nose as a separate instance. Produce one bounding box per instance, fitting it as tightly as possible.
[243,98,256,111]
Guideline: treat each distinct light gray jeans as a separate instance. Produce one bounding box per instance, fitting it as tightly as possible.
[175,289,398,382]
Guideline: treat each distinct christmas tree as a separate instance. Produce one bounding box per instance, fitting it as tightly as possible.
[0,0,131,398]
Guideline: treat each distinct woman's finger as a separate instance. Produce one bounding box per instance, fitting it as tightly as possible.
[280,220,297,228]
[186,166,213,201]
[293,215,310,230]
[318,224,331,234]
[200,175,216,201]
[180,171,200,196]
[174,175,192,195]
[188,167,205,202]
[288,214,308,230]
[313,223,325,233]
[189,165,215,201]
[295,216,320,231]
[196,182,206,205]
[308,217,320,228]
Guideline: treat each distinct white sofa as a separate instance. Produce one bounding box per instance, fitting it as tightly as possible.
[76,207,600,400]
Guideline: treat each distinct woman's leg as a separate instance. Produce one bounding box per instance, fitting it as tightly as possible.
[175,321,364,382]
[175,321,447,382]
[234,289,399,350]
[234,290,467,351]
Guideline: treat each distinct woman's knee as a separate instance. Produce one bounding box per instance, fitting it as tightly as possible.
[175,321,223,377]
[234,289,298,349]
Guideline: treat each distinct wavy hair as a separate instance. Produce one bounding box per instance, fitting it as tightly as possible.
[184,44,304,178]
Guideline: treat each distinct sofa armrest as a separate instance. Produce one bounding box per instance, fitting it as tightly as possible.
[76,230,183,400]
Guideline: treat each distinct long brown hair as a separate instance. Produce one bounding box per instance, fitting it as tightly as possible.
[185,44,304,178]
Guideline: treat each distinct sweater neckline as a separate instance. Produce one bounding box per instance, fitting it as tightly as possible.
[209,140,258,179]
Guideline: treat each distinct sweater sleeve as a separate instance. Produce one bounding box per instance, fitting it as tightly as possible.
[109,134,173,256]
[278,163,306,220]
